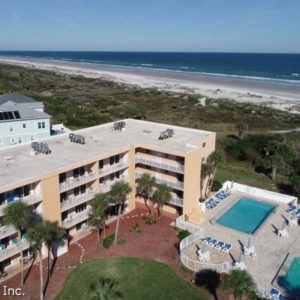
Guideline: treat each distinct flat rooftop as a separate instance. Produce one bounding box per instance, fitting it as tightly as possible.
[0,119,214,189]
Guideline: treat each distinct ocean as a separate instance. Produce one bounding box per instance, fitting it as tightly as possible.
[0,51,300,85]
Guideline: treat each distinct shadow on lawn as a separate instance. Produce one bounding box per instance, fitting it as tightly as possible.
[195,269,221,300]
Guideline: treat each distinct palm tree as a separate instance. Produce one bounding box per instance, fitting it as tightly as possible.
[222,269,256,300]
[136,173,156,216]
[267,154,284,180]
[88,194,109,247]
[89,277,123,300]
[153,184,172,218]
[27,222,47,300]
[200,163,213,199]
[207,150,226,196]
[43,221,64,278]
[235,122,248,140]
[110,181,132,245]
[4,201,32,286]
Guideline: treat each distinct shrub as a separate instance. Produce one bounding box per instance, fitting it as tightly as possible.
[211,180,222,191]
[177,230,191,240]
[117,239,126,245]
[144,217,157,225]
[102,233,115,249]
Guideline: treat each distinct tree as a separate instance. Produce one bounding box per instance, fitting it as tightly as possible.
[27,222,47,300]
[110,181,132,245]
[88,194,109,247]
[222,269,256,300]
[89,277,123,300]
[4,201,32,287]
[200,163,213,199]
[136,173,156,216]
[235,122,248,140]
[43,221,64,279]
[290,176,300,197]
[207,150,226,196]
[153,184,172,218]
[267,154,284,180]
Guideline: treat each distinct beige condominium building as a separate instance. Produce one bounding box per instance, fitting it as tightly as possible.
[0,119,215,272]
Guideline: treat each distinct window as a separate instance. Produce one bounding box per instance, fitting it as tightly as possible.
[31,136,34,141]
[99,160,104,169]
[75,203,86,213]
[0,193,5,206]
[38,122,41,129]
[9,125,13,132]
[99,177,104,184]
[202,157,205,162]
[60,192,67,202]
[116,171,120,179]
[73,167,85,178]
[110,173,115,181]
[110,155,120,165]
[59,173,66,183]
[11,137,16,144]
[61,212,68,221]
[202,142,206,148]
[18,137,22,143]
[76,222,82,231]
[74,185,86,196]
[23,123,26,128]
[42,122,45,129]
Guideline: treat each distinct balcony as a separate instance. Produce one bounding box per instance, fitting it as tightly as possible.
[99,161,129,178]
[169,196,183,207]
[136,172,184,191]
[0,194,42,217]
[135,157,184,174]
[60,172,97,193]
[62,207,92,229]
[0,225,17,239]
[61,190,96,212]
[0,240,30,262]
[99,176,129,193]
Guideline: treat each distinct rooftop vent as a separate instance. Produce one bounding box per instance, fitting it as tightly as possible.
[114,121,126,131]
[69,133,85,145]
[31,142,52,155]
[159,128,174,140]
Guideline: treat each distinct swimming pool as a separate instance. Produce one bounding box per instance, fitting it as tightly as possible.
[216,197,276,234]
[279,257,300,299]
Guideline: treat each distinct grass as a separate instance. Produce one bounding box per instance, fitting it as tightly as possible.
[56,257,206,300]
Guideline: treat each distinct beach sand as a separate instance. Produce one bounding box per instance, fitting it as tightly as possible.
[1,56,300,113]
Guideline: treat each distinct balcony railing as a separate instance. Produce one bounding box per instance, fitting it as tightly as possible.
[169,196,183,207]
[0,240,30,262]
[60,190,96,212]
[0,225,17,239]
[62,207,92,229]
[99,176,129,193]
[135,157,184,174]
[99,161,129,178]
[0,194,42,217]
[60,172,96,192]
[136,172,184,191]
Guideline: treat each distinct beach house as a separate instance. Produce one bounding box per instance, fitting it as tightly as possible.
[0,93,51,148]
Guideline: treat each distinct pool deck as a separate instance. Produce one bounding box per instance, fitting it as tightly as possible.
[183,191,300,293]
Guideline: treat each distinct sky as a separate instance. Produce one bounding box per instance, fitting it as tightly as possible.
[0,0,300,53]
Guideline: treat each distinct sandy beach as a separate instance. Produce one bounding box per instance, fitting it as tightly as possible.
[1,56,300,113]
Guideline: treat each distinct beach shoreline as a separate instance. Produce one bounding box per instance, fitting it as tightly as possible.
[1,56,300,113]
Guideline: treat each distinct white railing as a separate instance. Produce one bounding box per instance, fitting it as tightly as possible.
[136,172,184,191]
[0,194,42,217]
[62,207,92,228]
[176,215,233,274]
[0,225,17,239]
[0,240,30,262]
[60,190,96,212]
[60,172,96,192]
[99,176,129,193]
[222,181,298,205]
[99,161,129,177]
[135,157,184,174]
[169,196,183,207]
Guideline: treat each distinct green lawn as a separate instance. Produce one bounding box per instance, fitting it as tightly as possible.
[56,257,206,300]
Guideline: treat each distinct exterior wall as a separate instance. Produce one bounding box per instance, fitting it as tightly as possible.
[0,118,50,148]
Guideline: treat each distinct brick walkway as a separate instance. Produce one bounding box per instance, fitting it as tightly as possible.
[0,207,231,300]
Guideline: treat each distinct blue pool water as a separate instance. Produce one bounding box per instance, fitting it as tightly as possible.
[216,198,276,234]
[279,257,300,299]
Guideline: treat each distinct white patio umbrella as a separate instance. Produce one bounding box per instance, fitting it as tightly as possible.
[247,236,253,249]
